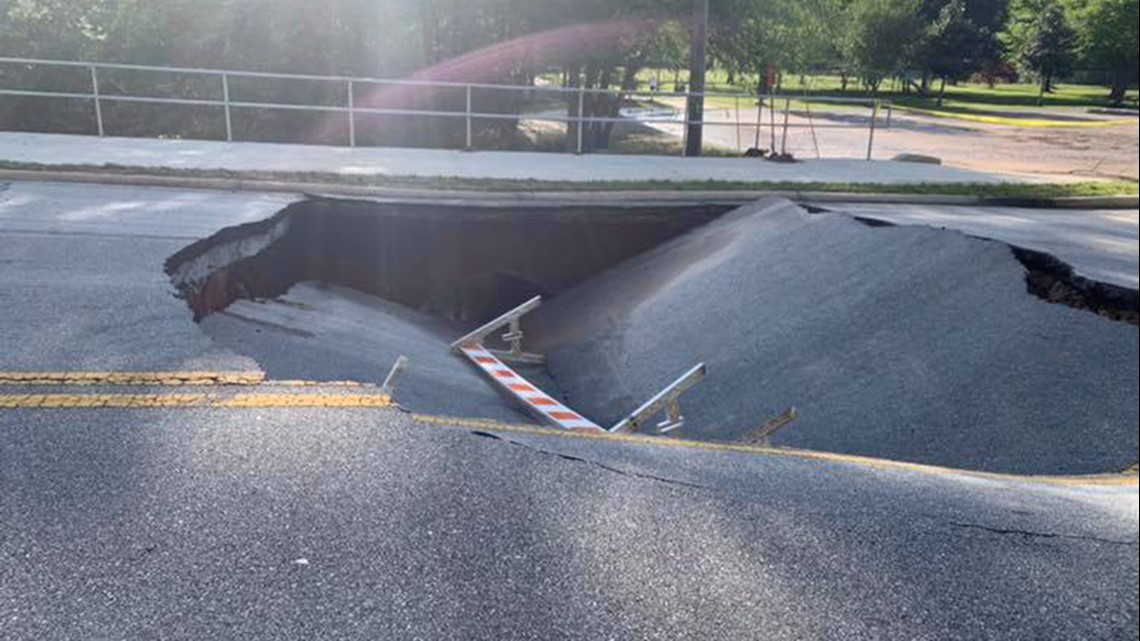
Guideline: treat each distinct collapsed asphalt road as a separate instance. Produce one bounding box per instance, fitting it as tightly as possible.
[164,192,1138,475]
[1,180,1137,640]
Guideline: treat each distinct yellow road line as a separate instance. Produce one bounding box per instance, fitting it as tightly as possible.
[0,393,392,409]
[412,414,1140,487]
[0,394,210,408]
[894,105,1139,129]
[262,380,367,388]
[0,371,267,386]
[215,393,391,407]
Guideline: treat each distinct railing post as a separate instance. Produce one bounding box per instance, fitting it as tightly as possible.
[576,85,585,155]
[465,84,473,150]
[866,99,880,160]
[739,407,798,446]
[780,96,790,155]
[347,80,355,147]
[450,296,545,364]
[680,87,689,155]
[89,65,104,137]
[380,355,409,397]
[754,92,763,150]
[734,95,741,153]
[609,363,707,434]
[221,72,233,142]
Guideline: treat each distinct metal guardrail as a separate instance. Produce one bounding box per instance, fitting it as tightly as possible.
[1,56,888,158]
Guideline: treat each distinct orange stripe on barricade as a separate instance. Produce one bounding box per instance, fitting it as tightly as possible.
[549,411,582,421]
[457,346,603,432]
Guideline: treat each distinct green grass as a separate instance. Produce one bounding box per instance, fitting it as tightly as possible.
[649,94,870,118]
[1,159,1135,199]
[635,69,1138,109]
[538,69,1137,110]
[541,69,1137,128]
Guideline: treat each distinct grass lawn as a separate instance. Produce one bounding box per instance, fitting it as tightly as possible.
[553,69,1136,128]
[633,68,1138,111]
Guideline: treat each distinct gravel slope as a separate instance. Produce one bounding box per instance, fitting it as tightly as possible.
[532,198,1139,474]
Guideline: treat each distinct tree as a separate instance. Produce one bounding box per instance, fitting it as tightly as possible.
[709,0,838,93]
[650,19,689,90]
[924,0,998,105]
[842,0,924,93]
[534,5,687,151]
[1068,0,1139,105]
[1005,0,1077,101]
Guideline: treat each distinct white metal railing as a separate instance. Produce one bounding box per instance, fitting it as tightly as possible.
[0,56,889,158]
[450,295,709,435]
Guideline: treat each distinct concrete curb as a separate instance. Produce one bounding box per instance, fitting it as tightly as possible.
[1,168,1136,209]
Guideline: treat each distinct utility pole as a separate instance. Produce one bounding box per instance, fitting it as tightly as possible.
[684,0,709,157]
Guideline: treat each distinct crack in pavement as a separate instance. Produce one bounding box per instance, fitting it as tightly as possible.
[949,521,1139,546]
[470,430,710,490]
[470,430,1140,546]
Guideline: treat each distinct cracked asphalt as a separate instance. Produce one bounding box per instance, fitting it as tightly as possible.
[1,180,1137,639]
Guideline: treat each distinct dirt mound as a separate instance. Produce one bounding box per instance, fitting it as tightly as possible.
[532,198,1138,474]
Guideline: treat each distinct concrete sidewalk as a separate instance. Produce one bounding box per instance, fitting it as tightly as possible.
[0,131,1037,185]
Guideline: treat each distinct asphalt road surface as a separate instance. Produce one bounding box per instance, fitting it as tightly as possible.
[819,202,1139,289]
[1,180,1137,640]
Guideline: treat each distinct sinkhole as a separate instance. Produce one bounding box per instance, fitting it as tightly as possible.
[165,197,730,324]
[165,196,1138,475]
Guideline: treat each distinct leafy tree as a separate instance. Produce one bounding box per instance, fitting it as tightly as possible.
[842,0,924,93]
[644,19,688,89]
[710,0,843,93]
[1005,0,1077,100]
[711,0,799,92]
[1067,0,1139,104]
[0,0,111,58]
[924,0,999,104]
[908,0,1004,93]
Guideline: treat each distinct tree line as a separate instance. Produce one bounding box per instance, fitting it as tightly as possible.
[2,0,1136,149]
[712,0,1137,105]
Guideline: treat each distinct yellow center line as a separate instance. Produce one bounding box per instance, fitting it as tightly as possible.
[0,393,392,409]
[0,371,268,386]
[0,394,209,408]
[215,393,392,407]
